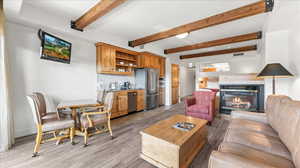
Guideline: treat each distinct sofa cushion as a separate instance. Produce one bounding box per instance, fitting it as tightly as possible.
[295,148,300,168]
[229,118,278,137]
[265,95,291,132]
[187,104,209,114]
[224,128,291,160]
[275,100,300,167]
[218,142,294,168]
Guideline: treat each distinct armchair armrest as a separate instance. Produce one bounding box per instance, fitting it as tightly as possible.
[82,110,109,128]
[82,111,108,116]
[231,110,267,124]
[209,151,275,168]
[184,96,196,106]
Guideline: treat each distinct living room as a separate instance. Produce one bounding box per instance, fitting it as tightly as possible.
[1,0,300,168]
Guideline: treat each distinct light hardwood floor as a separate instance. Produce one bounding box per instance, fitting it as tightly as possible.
[0,103,229,168]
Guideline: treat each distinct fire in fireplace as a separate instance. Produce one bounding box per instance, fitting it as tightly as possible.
[220,85,264,114]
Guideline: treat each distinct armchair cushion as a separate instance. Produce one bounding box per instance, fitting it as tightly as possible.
[80,114,107,128]
[187,104,209,114]
[42,112,59,121]
[43,119,74,132]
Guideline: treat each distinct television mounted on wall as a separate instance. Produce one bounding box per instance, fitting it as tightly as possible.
[38,29,72,64]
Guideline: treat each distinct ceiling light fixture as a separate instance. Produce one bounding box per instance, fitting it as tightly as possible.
[176,32,189,39]
[188,63,194,68]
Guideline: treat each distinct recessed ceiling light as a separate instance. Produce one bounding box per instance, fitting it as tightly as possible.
[176,32,189,39]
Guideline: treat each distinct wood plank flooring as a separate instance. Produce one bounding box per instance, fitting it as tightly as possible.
[0,103,229,168]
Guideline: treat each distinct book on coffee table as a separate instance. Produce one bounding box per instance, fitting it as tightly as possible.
[172,122,195,131]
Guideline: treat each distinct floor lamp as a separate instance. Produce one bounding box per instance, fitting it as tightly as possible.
[257,63,293,94]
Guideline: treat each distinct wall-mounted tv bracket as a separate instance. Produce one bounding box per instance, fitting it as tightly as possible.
[70,21,83,32]
[38,29,44,41]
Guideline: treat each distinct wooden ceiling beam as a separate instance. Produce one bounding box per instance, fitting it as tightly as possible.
[164,31,262,54]
[128,0,274,47]
[180,45,257,59]
[71,0,127,31]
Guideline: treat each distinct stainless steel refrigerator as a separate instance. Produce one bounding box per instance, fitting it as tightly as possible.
[135,68,159,110]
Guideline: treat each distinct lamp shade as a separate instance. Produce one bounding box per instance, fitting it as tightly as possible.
[257,63,293,77]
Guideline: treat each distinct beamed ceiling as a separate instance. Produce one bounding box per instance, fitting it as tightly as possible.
[5,0,274,57]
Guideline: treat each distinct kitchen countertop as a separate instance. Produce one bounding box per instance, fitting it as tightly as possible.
[106,89,145,92]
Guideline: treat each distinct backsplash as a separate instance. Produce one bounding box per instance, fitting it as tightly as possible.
[97,74,135,90]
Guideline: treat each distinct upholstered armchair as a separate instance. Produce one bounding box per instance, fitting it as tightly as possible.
[184,91,217,125]
[79,92,114,147]
[27,92,75,157]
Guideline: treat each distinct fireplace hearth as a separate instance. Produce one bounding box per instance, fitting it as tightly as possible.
[220,84,264,114]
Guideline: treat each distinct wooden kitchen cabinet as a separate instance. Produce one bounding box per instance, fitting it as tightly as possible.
[159,57,166,78]
[137,90,145,111]
[172,64,180,105]
[110,90,145,119]
[159,88,165,106]
[117,91,128,116]
[138,52,161,69]
[96,44,116,73]
[110,94,119,119]
[95,42,139,75]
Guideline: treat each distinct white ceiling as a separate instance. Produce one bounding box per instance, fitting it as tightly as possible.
[5,0,269,56]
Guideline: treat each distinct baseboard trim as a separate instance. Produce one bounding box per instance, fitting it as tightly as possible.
[15,127,36,138]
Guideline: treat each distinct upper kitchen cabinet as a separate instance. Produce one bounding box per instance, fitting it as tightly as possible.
[138,52,166,78]
[95,42,139,75]
[138,52,159,69]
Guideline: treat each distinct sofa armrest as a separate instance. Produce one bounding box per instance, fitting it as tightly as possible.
[209,151,275,168]
[231,110,268,124]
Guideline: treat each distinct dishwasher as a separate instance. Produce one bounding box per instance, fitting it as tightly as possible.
[128,92,137,113]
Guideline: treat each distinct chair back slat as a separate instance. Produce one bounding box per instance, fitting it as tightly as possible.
[27,95,42,124]
[33,92,47,117]
[97,90,106,103]
[103,92,114,114]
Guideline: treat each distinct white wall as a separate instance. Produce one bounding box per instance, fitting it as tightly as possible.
[289,19,300,100]
[179,66,195,97]
[264,30,291,96]
[6,22,97,137]
[194,51,262,91]
[262,1,300,99]
[6,21,170,137]
[97,74,135,90]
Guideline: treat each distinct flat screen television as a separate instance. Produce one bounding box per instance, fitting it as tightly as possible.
[40,30,72,64]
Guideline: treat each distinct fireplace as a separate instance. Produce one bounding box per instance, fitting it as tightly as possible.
[220,84,264,114]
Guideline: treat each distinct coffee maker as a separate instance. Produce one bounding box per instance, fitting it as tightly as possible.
[121,81,131,90]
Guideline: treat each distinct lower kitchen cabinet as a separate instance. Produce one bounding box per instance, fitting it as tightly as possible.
[137,90,145,111]
[117,91,128,116]
[110,90,145,119]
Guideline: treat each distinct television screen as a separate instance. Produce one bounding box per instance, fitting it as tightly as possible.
[40,32,72,64]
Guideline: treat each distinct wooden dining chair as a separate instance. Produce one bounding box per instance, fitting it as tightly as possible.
[27,93,75,157]
[79,92,114,147]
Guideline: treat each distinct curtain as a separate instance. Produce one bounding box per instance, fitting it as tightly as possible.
[0,4,14,152]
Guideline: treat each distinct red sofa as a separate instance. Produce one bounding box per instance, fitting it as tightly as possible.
[184,91,217,124]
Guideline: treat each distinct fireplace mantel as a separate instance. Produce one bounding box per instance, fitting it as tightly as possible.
[219,74,264,85]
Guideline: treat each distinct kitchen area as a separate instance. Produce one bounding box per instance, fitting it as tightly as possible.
[96,42,166,119]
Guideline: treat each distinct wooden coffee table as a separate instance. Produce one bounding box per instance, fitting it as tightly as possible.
[140,114,208,168]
